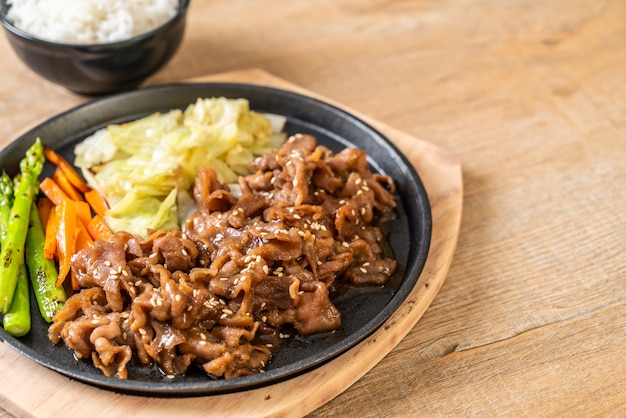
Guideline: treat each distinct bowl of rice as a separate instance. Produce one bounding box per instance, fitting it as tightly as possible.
[0,0,190,95]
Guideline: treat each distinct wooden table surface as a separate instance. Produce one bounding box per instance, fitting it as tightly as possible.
[1,0,624,416]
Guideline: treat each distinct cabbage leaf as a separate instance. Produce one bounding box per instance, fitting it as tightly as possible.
[75,97,286,236]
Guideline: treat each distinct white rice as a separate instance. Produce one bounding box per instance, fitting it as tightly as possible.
[6,0,179,44]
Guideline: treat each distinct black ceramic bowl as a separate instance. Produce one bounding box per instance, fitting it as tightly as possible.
[0,0,189,95]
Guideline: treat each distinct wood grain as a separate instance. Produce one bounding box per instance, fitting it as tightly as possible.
[1,0,624,416]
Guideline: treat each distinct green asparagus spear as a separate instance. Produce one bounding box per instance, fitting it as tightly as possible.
[25,198,66,322]
[1,173,31,336]
[2,264,31,336]
[0,172,13,240]
[0,139,44,313]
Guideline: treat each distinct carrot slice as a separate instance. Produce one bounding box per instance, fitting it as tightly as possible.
[76,219,94,252]
[40,177,70,206]
[53,168,84,201]
[43,208,58,260]
[87,214,113,241]
[37,197,54,230]
[70,270,80,291]
[43,146,90,193]
[75,201,92,227]
[84,189,109,217]
[55,200,77,287]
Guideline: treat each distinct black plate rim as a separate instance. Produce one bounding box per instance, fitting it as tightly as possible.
[0,82,432,396]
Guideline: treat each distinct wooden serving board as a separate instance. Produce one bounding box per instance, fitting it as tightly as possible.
[0,69,462,418]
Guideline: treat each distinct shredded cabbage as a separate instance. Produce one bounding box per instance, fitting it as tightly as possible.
[74,97,286,236]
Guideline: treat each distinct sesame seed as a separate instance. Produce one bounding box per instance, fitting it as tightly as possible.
[342,242,350,248]
[360,268,367,273]
[104,261,111,267]
[263,265,269,274]
[175,294,182,302]
[199,340,207,346]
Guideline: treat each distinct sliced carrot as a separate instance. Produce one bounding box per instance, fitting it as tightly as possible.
[55,200,77,287]
[53,168,84,201]
[75,201,92,227]
[43,208,58,260]
[70,270,80,291]
[76,218,94,252]
[84,189,109,217]
[43,146,90,193]
[87,214,113,241]
[40,177,70,206]
[37,197,54,230]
